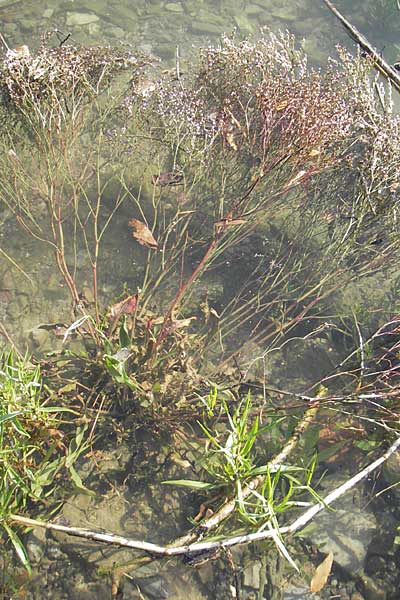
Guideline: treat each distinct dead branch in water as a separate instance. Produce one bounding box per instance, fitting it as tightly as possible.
[10,433,400,557]
[324,0,400,93]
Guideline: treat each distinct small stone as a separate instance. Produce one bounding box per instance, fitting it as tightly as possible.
[30,327,50,350]
[46,544,65,560]
[245,4,263,17]
[243,560,261,589]
[165,2,184,12]
[109,26,125,38]
[42,8,54,18]
[191,22,222,36]
[233,14,254,34]
[26,539,44,564]
[26,528,46,564]
[359,574,387,600]
[66,12,100,27]
[88,22,100,35]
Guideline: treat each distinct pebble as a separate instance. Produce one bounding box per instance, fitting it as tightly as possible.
[46,544,65,560]
[26,539,45,564]
[243,560,262,589]
[165,2,184,12]
[66,12,100,27]
[191,21,222,36]
[350,593,365,600]
[42,8,54,19]
[30,327,50,350]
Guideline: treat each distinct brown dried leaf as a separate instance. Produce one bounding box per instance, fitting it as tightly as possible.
[172,316,196,329]
[214,217,246,233]
[226,131,238,151]
[10,45,30,58]
[128,219,158,249]
[152,171,184,187]
[310,552,334,593]
[110,294,138,318]
[276,100,288,110]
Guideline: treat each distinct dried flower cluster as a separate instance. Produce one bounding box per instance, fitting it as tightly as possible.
[0,33,148,130]
[123,31,400,234]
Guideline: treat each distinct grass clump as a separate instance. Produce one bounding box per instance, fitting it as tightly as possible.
[0,348,88,571]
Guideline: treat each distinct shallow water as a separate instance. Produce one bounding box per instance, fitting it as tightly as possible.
[0,0,399,64]
[1,1,400,599]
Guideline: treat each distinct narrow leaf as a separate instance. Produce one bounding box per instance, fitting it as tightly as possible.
[162,479,217,490]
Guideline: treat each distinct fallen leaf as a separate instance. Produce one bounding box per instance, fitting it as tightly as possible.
[171,316,196,329]
[193,503,207,522]
[276,100,289,110]
[9,45,30,58]
[152,171,184,187]
[110,294,138,318]
[226,131,238,151]
[214,217,246,232]
[128,219,158,249]
[310,552,334,593]
[284,170,307,189]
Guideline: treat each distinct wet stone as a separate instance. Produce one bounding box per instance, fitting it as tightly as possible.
[26,538,45,564]
[283,586,322,599]
[30,327,50,350]
[46,543,65,560]
[66,12,100,27]
[308,473,376,573]
[243,560,262,589]
[135,576,169,599]
[190,21,223,36]
[165,2,184,12]
[42,8,54,19]
[359,574,387,600]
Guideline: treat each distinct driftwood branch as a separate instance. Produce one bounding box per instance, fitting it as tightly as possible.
[324,0,400,93]
[10,434,400,557]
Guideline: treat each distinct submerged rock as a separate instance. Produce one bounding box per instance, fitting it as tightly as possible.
[243,560,262,589]
[284,586,321,599]
[165,2,184,13]
[306,473,377,573]
[30,327,50,350]
[66,12,100,27]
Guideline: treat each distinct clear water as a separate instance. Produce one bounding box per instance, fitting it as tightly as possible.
[1,1,400,599]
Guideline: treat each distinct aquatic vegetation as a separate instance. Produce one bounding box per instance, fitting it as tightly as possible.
[167,391,318,520]
[0,27,400,595]
[0,348,89,570]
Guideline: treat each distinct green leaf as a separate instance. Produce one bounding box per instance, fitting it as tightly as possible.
[119,316,131,349]
[0,411,24,425]
[68,465,96,496]
[354,439,379,452]
[3,522,32,574]
[162,479,218,490]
